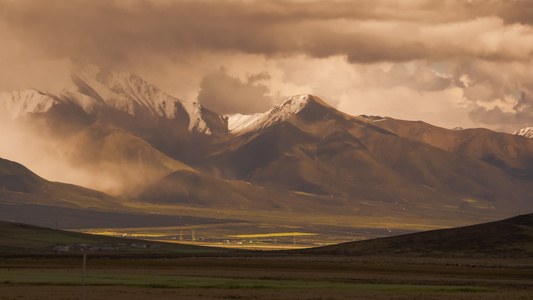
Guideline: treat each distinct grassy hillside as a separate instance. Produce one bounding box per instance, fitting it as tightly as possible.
[304,213,533,258]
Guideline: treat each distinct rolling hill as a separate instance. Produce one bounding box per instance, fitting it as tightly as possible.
[0,157,232,229]
[305,213,533,258]
[0,157,123,210]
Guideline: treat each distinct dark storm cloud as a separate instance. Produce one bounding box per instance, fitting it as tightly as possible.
[483,0,533,25]
[1,0,533,132]
[2,0,533,67]
[197,70,273,115]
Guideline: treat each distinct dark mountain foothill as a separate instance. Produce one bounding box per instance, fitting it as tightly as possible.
[305,213,533,258]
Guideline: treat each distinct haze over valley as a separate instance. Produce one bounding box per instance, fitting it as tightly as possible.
[0,59,532,247]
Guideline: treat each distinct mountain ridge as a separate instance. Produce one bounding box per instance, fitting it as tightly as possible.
[1,60,533,234]
[0,59,227,136]
[515,127,533,138]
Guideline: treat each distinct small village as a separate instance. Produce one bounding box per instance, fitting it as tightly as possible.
[52,243,160,252]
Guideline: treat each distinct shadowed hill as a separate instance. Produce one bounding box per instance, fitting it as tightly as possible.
[0,157,238,229]
[0,157,123,210]
[304,213,533,258]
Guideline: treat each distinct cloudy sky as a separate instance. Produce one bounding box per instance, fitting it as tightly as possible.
[1,0,533,132]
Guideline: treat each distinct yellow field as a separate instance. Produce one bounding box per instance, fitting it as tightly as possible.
[228,232,317,238]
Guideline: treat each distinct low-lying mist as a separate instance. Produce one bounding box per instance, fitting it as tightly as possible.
[0,113,178,196]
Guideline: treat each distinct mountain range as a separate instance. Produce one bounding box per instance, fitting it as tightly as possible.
[1,59,532,233]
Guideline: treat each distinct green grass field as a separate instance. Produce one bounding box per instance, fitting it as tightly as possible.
[0,269,495,293]
[14,233,99,245]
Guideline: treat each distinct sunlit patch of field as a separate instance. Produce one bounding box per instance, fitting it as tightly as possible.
[228,232,317,238]
[77,225,324,249]
[86,231,168,238]
[150,240,311,250]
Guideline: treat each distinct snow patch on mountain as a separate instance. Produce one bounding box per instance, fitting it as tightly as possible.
[69,61,183,118]
[181,101,212,135]
[0,59,216,135]
[514,127,533,138]
[228,94,312,134]
[70,61,216,134]
[371,117,387,122]
[0,89,59,118]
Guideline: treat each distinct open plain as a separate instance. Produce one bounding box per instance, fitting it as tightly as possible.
[1,254,532,300]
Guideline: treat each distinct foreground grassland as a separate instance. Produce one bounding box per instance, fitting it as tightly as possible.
[1,256,532,299]
[0,269,494,292]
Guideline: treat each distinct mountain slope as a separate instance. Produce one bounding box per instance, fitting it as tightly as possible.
[372,118,533,180]
[0,157,123,210]
[0,157,236,229]
[58,122,192,194]
[137,168,354,213]
[206,95,533,220]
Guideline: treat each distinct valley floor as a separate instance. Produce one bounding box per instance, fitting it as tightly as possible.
[70,202,486,248]
[1,255,532,300]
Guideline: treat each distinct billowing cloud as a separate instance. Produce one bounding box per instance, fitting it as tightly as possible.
[369,63,452,91]
[2,0,533,65]
[445,60,533,131]
[0,0,532,133]
[197,70,273,115]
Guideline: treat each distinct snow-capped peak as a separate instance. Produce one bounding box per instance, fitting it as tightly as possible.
[0,58,218,135]
[228,94,313,134]
[68,60,180,118]
[69,60,218,134]
[513,127,533,138]
[0,89,59,118]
